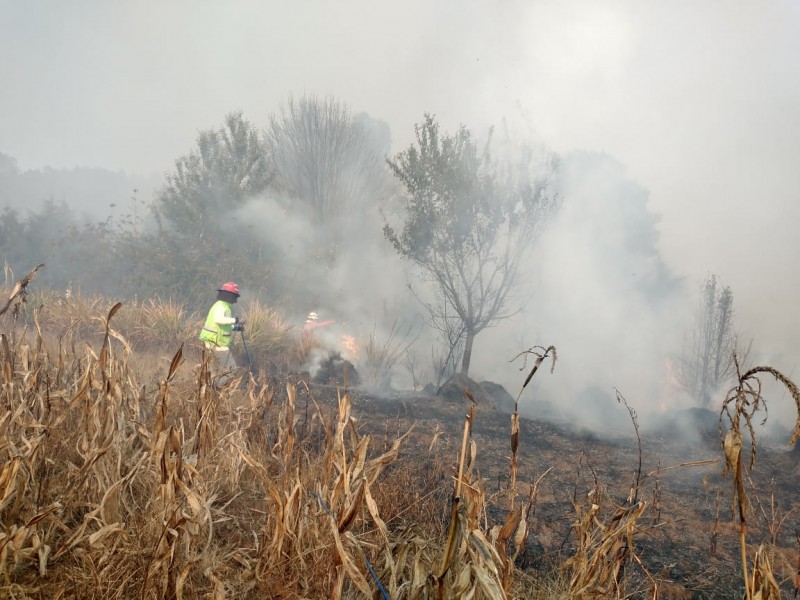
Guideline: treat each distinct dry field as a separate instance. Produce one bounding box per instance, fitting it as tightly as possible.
[350,387,800,599]
[1,279,799,599]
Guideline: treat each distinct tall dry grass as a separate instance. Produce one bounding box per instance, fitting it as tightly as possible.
[234,298,293,373]
[2,291,573,597]
[4,273,800,598]
[135,297,199,350]
[357,320,419,391]
[0,290,534,598]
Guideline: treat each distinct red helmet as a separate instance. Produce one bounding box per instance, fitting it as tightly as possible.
[218,281,240,295]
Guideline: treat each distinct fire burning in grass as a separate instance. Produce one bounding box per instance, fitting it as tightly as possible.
[341,333,359,362]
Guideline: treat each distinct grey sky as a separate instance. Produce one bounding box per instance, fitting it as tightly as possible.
[3,0,799,410]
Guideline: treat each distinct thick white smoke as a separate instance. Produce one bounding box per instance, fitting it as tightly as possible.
[472,151,695,430]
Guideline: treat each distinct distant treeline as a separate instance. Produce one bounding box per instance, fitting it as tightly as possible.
[1,102,396,311]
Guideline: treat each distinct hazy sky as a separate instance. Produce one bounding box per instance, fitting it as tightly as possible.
[3,0,799,413]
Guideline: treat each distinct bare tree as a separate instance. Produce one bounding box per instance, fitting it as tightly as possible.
[384,114,559,377]
[679,274,751,407]
[265,94,391,229]
[263,94,397,309]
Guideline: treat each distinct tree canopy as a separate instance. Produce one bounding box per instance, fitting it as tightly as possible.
[155,111,273,238]
[265,94,391,230]
[384,114,559,376]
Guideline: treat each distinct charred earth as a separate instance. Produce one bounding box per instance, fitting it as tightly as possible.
[306,379,800,599]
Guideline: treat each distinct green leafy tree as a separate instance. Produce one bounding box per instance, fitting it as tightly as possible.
[155,111,273,237]
[147,112,274,303]
[384,114,559,376]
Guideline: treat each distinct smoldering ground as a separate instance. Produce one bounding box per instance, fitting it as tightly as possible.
[468,151,705,438]
[228,188,425,388]
[225,141,794,453]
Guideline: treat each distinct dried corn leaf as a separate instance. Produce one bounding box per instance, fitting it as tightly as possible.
[331,527,371,596]
[53,507,101,559]
[205,566,227,600]
[175,564,191,600]
[496,505,522,546]
[469,529,503,574]
[363,480,389,542]
[512,510,527,555]
[99,480,123,525]
[349,435,370,482]
[453,563,472,595]
[167,346,184,381]
[106,302,122,324]
[473,564,509,600]
[337,478,366,533]
[436,499,462,580]
[723,429,742,475]
[107,326,132,355]
[37,541,50,577]
[0,457,21,511]
[365,428,413,485]
[88,523,124,546]
[510,413,519,455]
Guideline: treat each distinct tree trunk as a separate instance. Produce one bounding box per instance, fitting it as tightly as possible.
[460,329,475,377]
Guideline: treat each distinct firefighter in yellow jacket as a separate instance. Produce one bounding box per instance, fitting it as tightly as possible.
[199,281,244,381]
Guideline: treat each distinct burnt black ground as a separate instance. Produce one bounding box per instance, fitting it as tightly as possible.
[299,383,800,599]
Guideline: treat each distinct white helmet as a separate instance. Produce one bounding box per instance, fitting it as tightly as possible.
[307,312,319,321]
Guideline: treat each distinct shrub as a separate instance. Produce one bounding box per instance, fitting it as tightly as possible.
[234,298,293,373]
[134,296,198,350]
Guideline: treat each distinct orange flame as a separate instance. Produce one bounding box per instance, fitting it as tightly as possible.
[341,335,360,361]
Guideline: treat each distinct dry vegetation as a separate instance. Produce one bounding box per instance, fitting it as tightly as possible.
[2,271,800,599]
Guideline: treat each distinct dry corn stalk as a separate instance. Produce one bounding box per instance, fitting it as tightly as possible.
[488,345,557,592]
[234,383,412,596]
[564,494,650,599]
[508,345,556,510]
[750,544,781,599]
[420,392,511,599]
[0,264,44,318]
[719,354,800,600]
